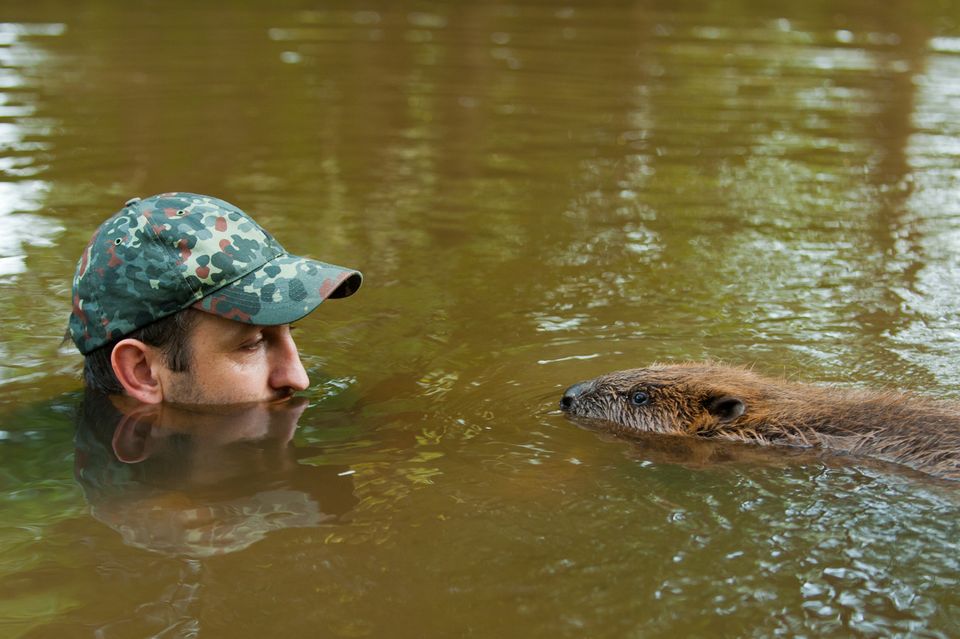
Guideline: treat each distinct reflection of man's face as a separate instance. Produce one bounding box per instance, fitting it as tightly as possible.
[154,313,310,405]
[76,392,358,558]
[111,395,309,485]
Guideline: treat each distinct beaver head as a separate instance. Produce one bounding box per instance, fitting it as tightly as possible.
[559,363,775,437]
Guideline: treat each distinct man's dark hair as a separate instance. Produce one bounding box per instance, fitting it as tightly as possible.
[81,309,202,394]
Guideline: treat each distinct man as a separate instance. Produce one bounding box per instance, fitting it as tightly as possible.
[67,192,362,404]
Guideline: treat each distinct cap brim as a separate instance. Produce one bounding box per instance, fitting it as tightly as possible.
[193,254,362,325]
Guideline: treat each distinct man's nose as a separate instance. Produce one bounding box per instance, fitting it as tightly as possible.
[269,332,310,393]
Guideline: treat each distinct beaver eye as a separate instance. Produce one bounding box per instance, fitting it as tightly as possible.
[630,391,650,406]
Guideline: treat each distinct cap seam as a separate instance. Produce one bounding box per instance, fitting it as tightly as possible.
[145,210,204,301]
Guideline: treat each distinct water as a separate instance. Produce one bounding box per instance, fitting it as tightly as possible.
[1,0,959,636]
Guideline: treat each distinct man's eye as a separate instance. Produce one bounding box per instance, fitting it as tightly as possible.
[630,391,650,406]
[241,337,265,351]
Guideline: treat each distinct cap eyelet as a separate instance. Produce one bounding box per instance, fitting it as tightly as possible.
[114,238,123,245]
[176,210,186,216]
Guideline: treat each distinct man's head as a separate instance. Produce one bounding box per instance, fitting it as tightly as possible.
[69,193,361,404]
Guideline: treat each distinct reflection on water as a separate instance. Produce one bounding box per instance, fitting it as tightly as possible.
[0,22,66,392]
[73,394,356,558]
[0,23,65,277]
[0,23,63,277]
[0,0,959,637]
[0,182,60,280]
[66,394,356,635]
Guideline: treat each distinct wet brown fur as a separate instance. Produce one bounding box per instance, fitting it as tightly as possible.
[561,362,960,481]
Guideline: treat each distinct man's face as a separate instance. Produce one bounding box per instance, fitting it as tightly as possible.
[155,313,310,405]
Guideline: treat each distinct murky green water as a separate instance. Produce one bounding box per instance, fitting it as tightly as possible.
[1,0,959,636]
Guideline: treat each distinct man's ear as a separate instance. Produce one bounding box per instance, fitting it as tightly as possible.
[111,339,164,404]
[705,395,746,423]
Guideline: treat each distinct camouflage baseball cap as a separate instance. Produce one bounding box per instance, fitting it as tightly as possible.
[69,192,362,355]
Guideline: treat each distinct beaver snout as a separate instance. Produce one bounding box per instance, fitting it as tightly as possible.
[560,381,594,411]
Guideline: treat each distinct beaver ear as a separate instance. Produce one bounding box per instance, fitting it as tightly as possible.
[706,395,746,422]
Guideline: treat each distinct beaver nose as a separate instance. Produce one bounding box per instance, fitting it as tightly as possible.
[560,381,593,411]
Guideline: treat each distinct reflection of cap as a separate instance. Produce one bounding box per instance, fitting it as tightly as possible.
[68,193,363,354]
[91,489,336,558]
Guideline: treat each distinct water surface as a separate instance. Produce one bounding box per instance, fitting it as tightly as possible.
[1,1,959,637]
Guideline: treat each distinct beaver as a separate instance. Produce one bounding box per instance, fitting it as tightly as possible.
[560,362,960,481]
